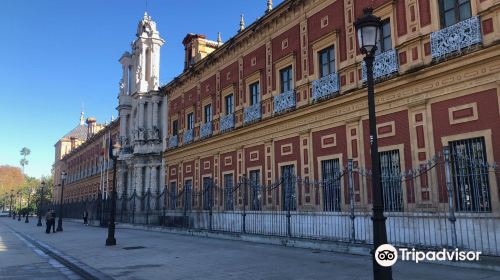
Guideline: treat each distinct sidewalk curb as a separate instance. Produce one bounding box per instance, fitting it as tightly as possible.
[70,219,500,272]
[6,223,113,280]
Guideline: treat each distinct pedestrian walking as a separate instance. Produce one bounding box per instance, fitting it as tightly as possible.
[83,209,89,226]
[45,209,52,234]
[51,209,57,233]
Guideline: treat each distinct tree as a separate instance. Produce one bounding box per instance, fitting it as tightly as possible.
[20,147,31,174]
[0,165,25,197]
[31,175,53,213]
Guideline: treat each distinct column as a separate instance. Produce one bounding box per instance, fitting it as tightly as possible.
[152,100,159,129]
[135,166,143,212]
[138,101,145,130]
[150,166,158,210]
[146,101,153,131]
[144,166,151,211]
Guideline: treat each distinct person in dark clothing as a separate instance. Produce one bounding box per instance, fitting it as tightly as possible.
[45,209,53,234]
[83,209,89,226]
[51,209,57,233]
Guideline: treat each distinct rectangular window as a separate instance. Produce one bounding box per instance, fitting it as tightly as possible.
[377,19,392,54]
[225,94,234,115]
[440,0,472,27]
[318,46,335,78]
[281,165,296,211]
[224,174,234,210]
[380,150,404,212]
[184,179,192,211]
[204,104,212,123]
[202,177,213,210]
[172,120,178,136]
[321,159,342,212]
[280,66,293,93]
[249,170,261,211]
[169,182,177,210]
[249,82,260,105]
[186,112,194,130]
[449,137,491,212]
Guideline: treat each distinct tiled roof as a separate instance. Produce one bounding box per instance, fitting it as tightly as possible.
[62,125,88,140]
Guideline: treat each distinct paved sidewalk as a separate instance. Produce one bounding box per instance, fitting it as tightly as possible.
[1,218,498,280]
[0,218,79,279]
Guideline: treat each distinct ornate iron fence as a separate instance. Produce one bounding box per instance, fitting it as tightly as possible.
[57,147,500,256]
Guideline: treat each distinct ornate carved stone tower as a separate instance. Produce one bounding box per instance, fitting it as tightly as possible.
[117,12,166,221]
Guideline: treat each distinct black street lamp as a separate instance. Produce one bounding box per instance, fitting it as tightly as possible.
[25,188,33,223]
[10,190,14,218]
[37,181,46,227]
[106,142,121,246]
[18,191,22,221]
[57,171,67,232]
[355,8,392,280]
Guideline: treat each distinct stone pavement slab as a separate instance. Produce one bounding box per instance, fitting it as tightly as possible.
[1,217,499,280]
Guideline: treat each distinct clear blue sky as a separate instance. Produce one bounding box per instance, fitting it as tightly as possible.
[0,0,284,179]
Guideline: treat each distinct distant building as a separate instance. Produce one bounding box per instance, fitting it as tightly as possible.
[52,114,118,204]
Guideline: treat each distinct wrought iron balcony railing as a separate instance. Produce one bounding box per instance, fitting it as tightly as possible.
[220,113,235,133]
[121,145,133,155]
[430,16,481,60]
[183,129,193,145]
[168,135,178,149]
[273,90,296,114]
[362,49,399,81]
[312,72,339,102]
[200,121,212,139]
[244,103,261,124]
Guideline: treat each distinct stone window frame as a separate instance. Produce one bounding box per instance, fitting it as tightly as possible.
[243,71,261,107]
[273,54,296,96]
[311,32,339,81]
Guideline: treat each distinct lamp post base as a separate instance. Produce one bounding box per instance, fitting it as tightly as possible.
[105,237,116,246]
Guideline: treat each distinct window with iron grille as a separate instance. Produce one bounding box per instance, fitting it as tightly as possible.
[249,82,260,106]
[186,112,194,130]
[321,159,341,212]
[280,66,293,93]
[380,150,404,212]
[184,179,192,211]
[172,120,178,136]
[318,46,335,78]
[376,19,392,54]
[281,165,296,211]
[224,174,234,210]
[225,94,234,115]
[249,170,261,211]
[449,137,491,212]
[204,104,212,123]
[169,182,176,210]
[202,177,213,210]
[440,0,471,27]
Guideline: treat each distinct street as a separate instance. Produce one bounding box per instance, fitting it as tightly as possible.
[0,217,498,280]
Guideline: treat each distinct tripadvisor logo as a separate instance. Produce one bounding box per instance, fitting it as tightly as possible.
[375,244,482,267]
[375,244,398,267]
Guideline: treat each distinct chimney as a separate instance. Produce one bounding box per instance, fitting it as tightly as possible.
[182,33,220,70]
[86,117,97,138]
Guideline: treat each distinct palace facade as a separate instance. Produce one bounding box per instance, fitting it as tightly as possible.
[53,117,119,203]
[161,0,500,213]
